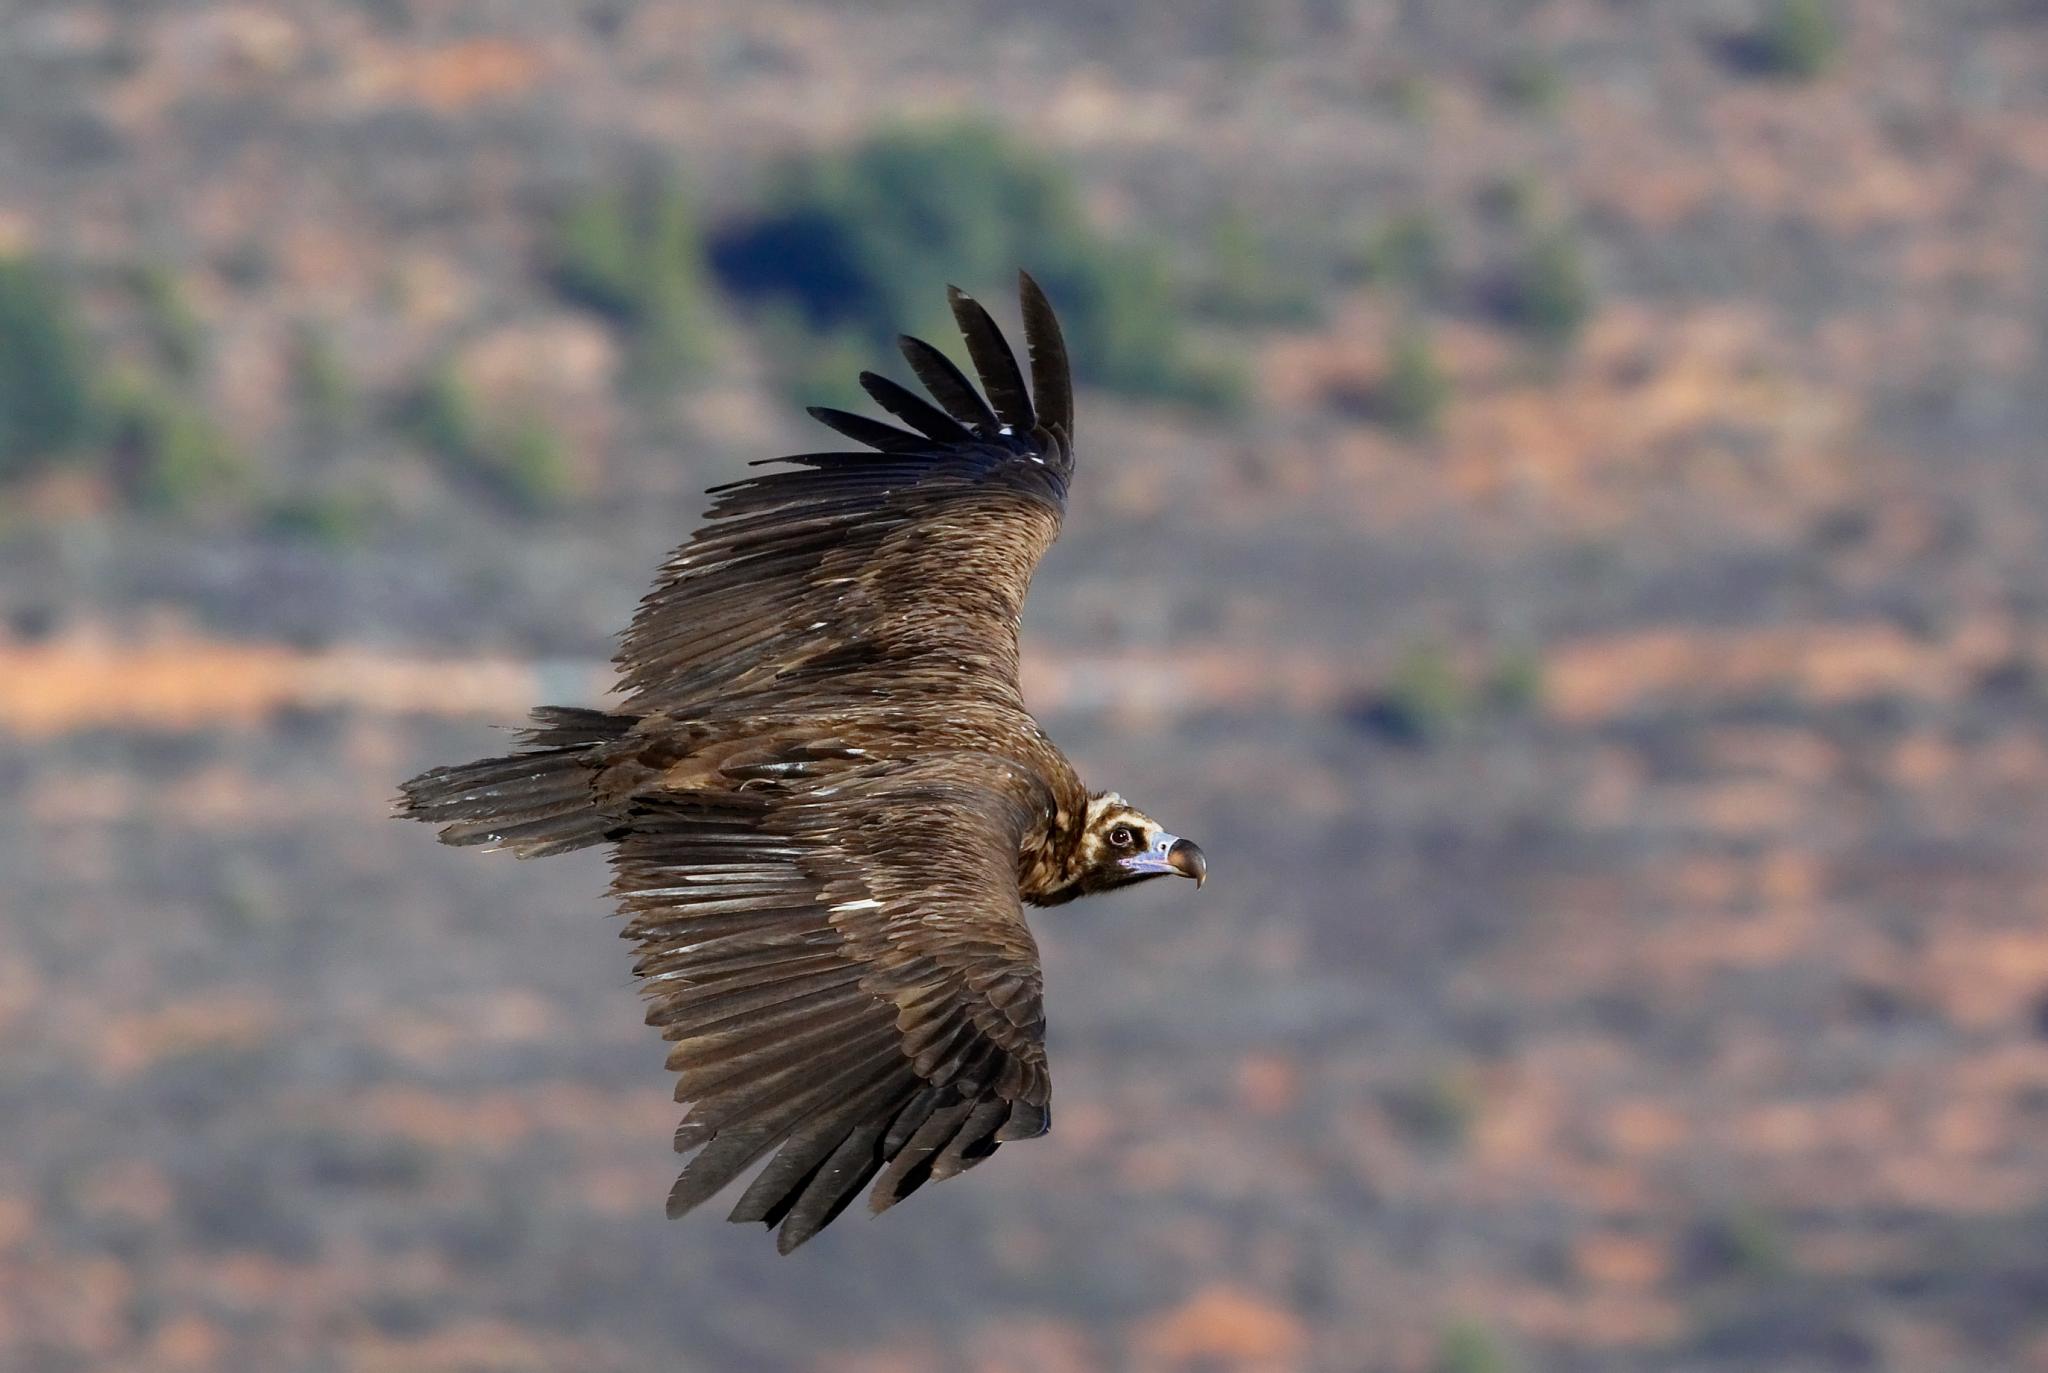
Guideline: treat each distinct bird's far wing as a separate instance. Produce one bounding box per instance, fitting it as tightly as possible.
[614,751,1051,1252]
[617,274,1076,714]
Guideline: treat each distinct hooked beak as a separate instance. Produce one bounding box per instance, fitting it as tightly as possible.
[1119,833,1208,889]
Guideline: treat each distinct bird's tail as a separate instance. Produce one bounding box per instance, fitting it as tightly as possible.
[395,706,636,858]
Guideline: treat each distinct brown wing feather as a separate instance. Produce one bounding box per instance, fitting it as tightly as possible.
[615,280,1075,717]
[612,753,1051,1251]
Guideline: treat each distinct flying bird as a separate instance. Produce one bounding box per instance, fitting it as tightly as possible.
[398,274,1206,1251]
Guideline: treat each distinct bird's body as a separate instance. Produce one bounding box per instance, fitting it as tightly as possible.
[398,276,1204,1250]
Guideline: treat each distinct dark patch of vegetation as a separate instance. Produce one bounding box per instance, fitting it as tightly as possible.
[263,488,377,548]
[1495,50,1566,113]
[0,253,248,517]
[175,1152,320,1261]
[290,320,355,440]
[1723,0,1843,81]
[302,1132,436,1192]
[1346,642,1548,743]
[492,413,575,514]
[103,372,246,516]
[401,361,575,513]
[1474,173,1551,231]
[1192,206,1324,327]
[1384,1061,1482,1151]
[548,176,712,390]
[402,360,483,466]
[1489,220,1594,348]
[1352,643,1469,746]
[0,254,97,477]
[1353,206,1450,298]
[1483,647,1545,714]
[1687,1205,1794,1282]
[1435,1317,1515,1373]
[710,122,1244,410]
[1375,323,1451,437]
[129,263,207,382]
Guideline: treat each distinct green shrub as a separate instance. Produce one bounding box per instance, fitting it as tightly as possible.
[0,255,96,476]
[1740,0,1841,80]
[1359,643,1469,746]
[264,489,373,546]
[1496,51,1566,113]
[1356,207,1448,297]
[712,121,1239,409]
[130,263,207,381]
[1193,206,1323,327]
[490,414,573,513]
[1484,647,1545,714]
[712,122,1078,338]
[1377,323,1450,437]
[1496,222,1593,347]
[1350,641,1546,739]
[402,360,484,465]
[1693,1205,1792,1280]
[1435,1318,1514,1373]
[105,374,245,516]
[548,177,711,390]
[1159,354,1252,414]
[1475,174,1545,229]
[1384,1062,1481,1150]
[402,362,574,513]
[1053,240,1248,411]
[291,321,354,437]
[552,188,641,324]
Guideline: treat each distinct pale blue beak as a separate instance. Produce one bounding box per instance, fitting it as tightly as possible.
[1119,832,1207,888]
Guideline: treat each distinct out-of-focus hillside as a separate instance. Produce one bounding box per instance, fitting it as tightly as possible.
[5,2,2048,1370]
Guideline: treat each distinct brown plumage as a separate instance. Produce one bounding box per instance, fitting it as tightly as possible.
[397,274,1206,1251]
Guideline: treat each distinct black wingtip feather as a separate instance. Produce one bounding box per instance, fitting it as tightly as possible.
[1017,271,1074,453]
[897,333,999,434]
[947,287,1034,434]
[858,371,974,444]
[805,405,924,453]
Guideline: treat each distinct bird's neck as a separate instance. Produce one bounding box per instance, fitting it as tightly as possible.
[1017,798,1091,907]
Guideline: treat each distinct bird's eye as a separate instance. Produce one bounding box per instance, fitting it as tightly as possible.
[1109,825,1136,849]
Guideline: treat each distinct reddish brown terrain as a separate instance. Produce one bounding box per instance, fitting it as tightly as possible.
[3,2,2048,1370]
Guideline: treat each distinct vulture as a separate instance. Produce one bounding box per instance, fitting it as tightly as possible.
[397,274,1207,1251]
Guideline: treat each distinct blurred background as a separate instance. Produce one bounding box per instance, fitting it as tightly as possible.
[3,1,2047,1370]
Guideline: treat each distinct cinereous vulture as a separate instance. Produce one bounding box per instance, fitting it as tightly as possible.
[398,274,1207,1250]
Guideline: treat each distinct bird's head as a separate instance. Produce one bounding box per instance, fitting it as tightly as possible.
[1054,791,1206,901]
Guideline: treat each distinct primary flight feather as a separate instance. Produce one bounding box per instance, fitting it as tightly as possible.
[397,274,1207,1251]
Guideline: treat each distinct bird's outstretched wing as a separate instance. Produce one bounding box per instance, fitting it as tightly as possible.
[617,274,1076,714]
[614,751,1050,1252]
